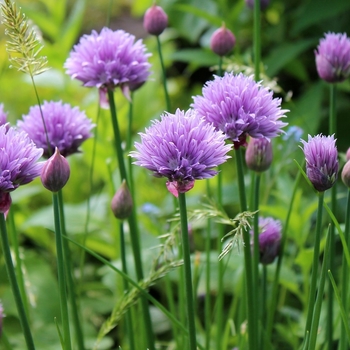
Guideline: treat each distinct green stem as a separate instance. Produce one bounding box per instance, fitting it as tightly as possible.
[327,83,336,350]
[57,190,85,350]
[308,227,331,350]
[107,88,155,350]
[253,173,261,343]
[234,147,257,350]
[217,56,223,77]
[253,0,261,81]
[339,189,350,350]
[0,213,35,350]
[52,193,72,350]
[178,192,197,350]
[216,169,224,350]
[119,222,136,350]
[205,181,212,350]
[266,167,302,343]
[156,35,171,111]
[8,210,29,317]
[304,192,324,335]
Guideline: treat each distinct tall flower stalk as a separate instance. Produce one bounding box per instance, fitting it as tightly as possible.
[131,108,231,349]
[300,134,338,338]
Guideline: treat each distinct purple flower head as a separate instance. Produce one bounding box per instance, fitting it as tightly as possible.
[64,27,151,99]
[300,134,338,192]
[315,32,350,83]
[0,104,8,127]
[192,72,288,148]
[342,160,350,188]
[251,217,282,265]
[210,24,236,57]
[0,125,43,205]
[17,100,94,158]
[130,108,232,197]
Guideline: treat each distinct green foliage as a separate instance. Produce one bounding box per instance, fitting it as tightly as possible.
[0,0,349,349]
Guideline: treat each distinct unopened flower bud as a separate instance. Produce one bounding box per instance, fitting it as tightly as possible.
[143,4,168,36]
[210,24,236,57]
[342,160,350,188]
[251,217,282,265]
[245,137,273,172]
[111,180,133,220]
[346,147,350,162]
[41,148,70,192]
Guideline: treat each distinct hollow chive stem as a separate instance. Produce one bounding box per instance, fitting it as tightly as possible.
[178,192,198,350]
[0,213,36,350]
[107,88,155,350]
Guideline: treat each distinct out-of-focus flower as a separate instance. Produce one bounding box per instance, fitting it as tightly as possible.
[210,24,236,57]
[0,104,8,127]
[251,217,282,265]
[111,179,133,220]
[0,302,3,337]
[245,0,270,10]
[18,100,94,158]
[143,4,168,36]
[130,109,232,197]
[315,32,350,83]
[0,125,43,213]
[346,147,350,162]
[64,27,151,100]
[301,134,338,192]
[192,72,288,148]
[41,148,70,192]
[341,160,350,188]
[245,137,273,172]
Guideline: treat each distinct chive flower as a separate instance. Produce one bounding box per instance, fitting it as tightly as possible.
[64,27,151,99]
[192,72,288,148]
[251,217,282,265]
[341,160,350,188]
[300,134,338,192]
[315,32,350,83]
[130,109,232,197]
[17,100,94,158]
[0,125,43,213]
[143,4,168,36]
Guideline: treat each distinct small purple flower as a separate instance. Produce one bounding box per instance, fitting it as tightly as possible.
[130,109,232,197]
[0,125,43,212]
[192,72,288,148]
[17,100,94,158]
[0,104,8,126]
[300,134,338,192]
[342,160,350,188]
[251,217,282,265]
[64,27,151,99]
[315,32,350,83]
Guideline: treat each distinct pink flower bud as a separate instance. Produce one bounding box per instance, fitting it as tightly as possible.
[41,148,70,192]
[143,4,168,36]
[111,180,133,220]
[0,192,11,215]
[342,160,350,188]
[210,24,236,57]
[346,147,350,162]
[245,137,273,172]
